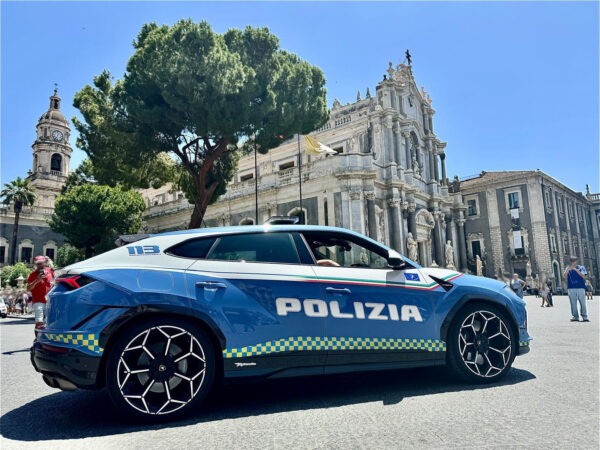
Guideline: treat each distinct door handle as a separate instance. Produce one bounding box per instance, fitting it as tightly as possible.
[325,287,351,295]
[196,281,227,290]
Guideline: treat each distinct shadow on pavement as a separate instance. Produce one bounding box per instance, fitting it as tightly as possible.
[2,348,30,356]
[0,318,35,326]
[0,366,535,441]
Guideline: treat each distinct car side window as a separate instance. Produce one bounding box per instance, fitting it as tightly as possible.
[302,231,389,269]
[206,233,300,264]
[166,237,216,259]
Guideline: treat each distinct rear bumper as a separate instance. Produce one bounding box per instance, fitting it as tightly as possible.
[30,341,101,390]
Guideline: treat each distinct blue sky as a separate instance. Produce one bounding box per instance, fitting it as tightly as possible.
[2,1,599,193]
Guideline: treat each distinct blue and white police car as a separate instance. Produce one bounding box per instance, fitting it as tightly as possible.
[31,222,531,420]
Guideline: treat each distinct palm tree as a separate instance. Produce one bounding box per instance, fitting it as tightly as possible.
[1,177,36,264]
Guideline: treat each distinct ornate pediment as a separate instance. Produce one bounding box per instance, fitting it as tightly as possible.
[415,209,435,228]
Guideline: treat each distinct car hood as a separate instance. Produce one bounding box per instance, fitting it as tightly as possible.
[420,267,507,293]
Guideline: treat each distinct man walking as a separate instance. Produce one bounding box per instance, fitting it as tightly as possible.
[563,257,589,322]
[26,255,54,329]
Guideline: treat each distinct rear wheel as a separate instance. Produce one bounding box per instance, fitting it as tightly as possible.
[105,317,215,421]
[447,304,517,383]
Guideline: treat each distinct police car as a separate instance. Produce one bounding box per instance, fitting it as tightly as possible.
[31,222,531,420]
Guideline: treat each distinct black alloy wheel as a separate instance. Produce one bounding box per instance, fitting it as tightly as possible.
[447,303,517,383]
[105,317,216,421]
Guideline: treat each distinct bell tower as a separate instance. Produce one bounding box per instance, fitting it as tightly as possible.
[29,86,72,209]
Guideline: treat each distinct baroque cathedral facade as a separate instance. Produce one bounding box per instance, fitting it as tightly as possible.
[142,62,468,270]
[0,89,71,265]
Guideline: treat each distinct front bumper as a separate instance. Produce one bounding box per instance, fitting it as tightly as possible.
[30,340,101,390]
[518,340,531,355]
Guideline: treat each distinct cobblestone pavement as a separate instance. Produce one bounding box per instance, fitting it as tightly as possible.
[1,295,598,449]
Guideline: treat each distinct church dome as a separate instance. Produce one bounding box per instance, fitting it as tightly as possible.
[39,109,68,124]
[38,87,69,127]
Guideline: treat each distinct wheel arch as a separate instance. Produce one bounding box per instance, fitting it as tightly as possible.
[440,295,520,344]
[95,306,225,389]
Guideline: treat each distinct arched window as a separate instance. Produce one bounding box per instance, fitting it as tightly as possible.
[288,207,307,225]
[51,153,62,172]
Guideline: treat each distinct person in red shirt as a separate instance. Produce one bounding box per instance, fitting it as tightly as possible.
[26,255,54,329]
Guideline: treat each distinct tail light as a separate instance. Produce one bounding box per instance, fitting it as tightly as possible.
[55,275,95,291]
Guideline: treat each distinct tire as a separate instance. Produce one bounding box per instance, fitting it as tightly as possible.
[0,314,6,318]
[105,317,216,421]
[447,303,517,383]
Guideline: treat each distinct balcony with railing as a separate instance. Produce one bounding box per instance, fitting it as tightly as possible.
[587,193,600,201]
[0,205,54,219]
[143,197,192,219]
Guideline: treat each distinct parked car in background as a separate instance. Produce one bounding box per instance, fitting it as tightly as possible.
[0,297,7,318]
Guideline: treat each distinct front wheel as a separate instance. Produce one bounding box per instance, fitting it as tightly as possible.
[105,317,216,421]
[447,304,517,383]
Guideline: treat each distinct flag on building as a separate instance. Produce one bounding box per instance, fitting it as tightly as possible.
[305,135,337,156]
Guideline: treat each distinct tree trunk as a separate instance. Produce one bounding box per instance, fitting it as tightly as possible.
[188,183,218,229]
[186,141,229,229]
[10,212,20,265]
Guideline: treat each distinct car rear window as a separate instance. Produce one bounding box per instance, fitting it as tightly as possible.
[207,232,300,264]
[167,237,217,259]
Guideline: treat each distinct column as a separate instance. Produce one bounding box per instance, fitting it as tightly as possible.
[366,193,377,240]
[440,152,447,186]
[349,191,363,234]
[407,202,417,237]
[427,144,435,182]
[457,216,467,271]
[393,124,402,168]
[388,199,401,251]
[445,215,455,267]
[445,215,452,245]
[433,153,440,182]
[434,211,444,266]
[402,131,412,172]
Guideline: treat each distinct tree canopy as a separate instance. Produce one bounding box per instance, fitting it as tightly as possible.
[50,184,146,258]
[1,177,36,213]
[0,263,30,287]
[1,177,37,264]
[56,244,84,268]
[73,20,328,228]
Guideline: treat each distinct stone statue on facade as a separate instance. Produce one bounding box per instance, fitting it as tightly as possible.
[525,260,534,288]
[359,249,369,266]
[476,255,483,276]
[375,205,385,245]
[407,232,418,262]
[405,49,412,66]
[445,240,455,269]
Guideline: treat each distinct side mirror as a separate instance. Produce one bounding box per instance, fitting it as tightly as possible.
[387,250,406,270]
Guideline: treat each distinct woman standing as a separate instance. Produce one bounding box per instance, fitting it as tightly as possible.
[510,273,526,299]
[540,283,550,307]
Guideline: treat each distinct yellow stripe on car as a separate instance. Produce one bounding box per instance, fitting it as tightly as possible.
[223,336,446,358]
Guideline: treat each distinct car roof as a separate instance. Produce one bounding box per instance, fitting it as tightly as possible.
[157,224,369,239]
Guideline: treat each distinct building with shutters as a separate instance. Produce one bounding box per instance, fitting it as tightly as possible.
[459,170,600,292]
